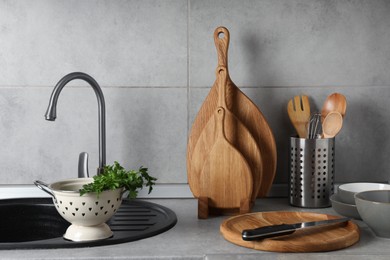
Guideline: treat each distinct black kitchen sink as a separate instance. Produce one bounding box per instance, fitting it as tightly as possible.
[0,197,177,249]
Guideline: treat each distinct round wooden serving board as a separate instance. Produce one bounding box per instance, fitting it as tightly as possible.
[220,211,360,252]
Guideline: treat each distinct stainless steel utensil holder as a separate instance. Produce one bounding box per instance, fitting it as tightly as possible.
[289,137,335,208]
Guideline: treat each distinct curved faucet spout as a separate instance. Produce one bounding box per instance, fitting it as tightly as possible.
[45,72,106,175]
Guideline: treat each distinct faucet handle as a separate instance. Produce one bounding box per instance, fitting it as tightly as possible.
[78,152,90,178]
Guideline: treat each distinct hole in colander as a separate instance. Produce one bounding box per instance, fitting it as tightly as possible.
[75,208,79,211]
[111,205,114,208]
[95,201,99,205]
[62,212,65,214]
[69,202,73,205]
[65,207,68,210]
[72,213,75,216]
[107,200,110,204]
[113,209,117,212]
[95,213,98,216]
[104,211,108,215]
[82,202,85,206]
[100,207,104,210]
[82,213,85,217]
[89,208,92,211]
[60,201,62,204]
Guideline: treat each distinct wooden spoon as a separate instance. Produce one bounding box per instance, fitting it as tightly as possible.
[321,93,347,122]
[190,66,262,202]
[322,111,343,138]
[199,107,253,209]
[287,95,311,138]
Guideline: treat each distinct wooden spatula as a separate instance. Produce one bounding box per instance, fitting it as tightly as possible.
[199,107,253,209]
[287,95,311,138]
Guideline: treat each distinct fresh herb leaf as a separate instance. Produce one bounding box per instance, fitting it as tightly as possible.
[79,161,156,199]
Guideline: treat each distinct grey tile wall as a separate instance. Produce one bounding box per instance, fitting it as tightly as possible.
[1,0,390,187]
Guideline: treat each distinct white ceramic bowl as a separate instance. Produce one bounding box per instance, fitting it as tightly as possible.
[337,182,390,205]
[355,190,390,238]
[35,178,123,241]
[330,194,361,220]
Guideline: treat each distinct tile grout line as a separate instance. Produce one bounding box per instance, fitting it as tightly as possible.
[186,0,191,140]
[0,85,389,89]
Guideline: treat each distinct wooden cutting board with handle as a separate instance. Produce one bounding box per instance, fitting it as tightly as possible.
[220,211,360,252]
[199,107,253,210]
[187,26,276,198]
[190,66,262,202]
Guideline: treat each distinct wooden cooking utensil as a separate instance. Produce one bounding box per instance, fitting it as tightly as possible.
[321,93,347,121]
[190,66,262,202]
[322,111,343,138]
[199,107,253,215]
[287,95,311,138]
[220,211,359,252]
[186,26,276,198]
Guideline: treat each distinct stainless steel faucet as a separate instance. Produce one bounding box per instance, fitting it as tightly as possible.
[45,72,106,175]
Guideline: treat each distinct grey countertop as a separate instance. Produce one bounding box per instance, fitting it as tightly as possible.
[1,198,389,259]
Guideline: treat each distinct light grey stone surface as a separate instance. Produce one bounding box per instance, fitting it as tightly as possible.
[0,86,187,184]
[189,0,390,87]
[0,0,187,87]
[1,0,390,187]
[0,198,389,259]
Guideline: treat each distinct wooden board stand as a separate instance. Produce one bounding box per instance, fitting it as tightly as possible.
[198,197,252,219]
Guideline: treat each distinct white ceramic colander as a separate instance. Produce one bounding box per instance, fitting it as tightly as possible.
[35,178,123,242]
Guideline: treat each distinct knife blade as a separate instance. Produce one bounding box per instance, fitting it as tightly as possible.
[242,217,350,241]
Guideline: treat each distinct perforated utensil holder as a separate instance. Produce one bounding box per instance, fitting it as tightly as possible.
[289,137,335,208]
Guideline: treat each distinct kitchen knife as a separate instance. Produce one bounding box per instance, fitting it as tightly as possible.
[242,217,350,241]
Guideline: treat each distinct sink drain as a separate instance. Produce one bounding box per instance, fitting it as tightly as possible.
[0,198,177,249]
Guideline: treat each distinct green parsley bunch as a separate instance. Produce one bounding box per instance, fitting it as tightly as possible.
[79,161,156,199]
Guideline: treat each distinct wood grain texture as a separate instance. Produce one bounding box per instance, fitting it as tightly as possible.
[321,92,347,122]
[186,26,277,198]
[220,211,360,252]
[199,108,253,209]
[189,66,262,201]
[287,95,311,138]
